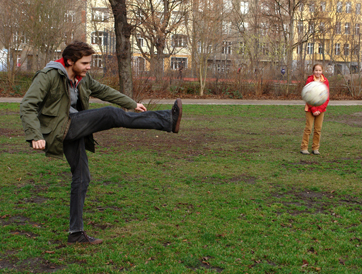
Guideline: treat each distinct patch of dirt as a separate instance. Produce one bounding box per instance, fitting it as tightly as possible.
[270,188,362,215]
[329,112,362,128]
[184,258,224,273]
[230,175,257,184]
[0,256,65,273]
[0,216,42,227]
[0,128,23,137]
[10,231,38,238]
[93,127,209,159]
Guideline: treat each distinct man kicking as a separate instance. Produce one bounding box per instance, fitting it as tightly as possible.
[20,41,182,245]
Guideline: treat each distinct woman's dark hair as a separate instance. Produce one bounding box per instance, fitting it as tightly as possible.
[313,63,323,71]
[62,41,95,66]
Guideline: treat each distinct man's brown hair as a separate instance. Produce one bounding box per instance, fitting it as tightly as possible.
[62,41,95,67]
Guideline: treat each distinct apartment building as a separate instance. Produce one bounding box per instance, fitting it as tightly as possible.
[0,0,86,72]
[3,0,360,78]
[294,0,362,75]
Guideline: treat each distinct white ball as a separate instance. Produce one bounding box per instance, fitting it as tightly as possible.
[301,81,328,106]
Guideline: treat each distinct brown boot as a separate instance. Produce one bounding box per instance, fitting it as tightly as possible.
[171,98,182,133]
[67,231,103,245]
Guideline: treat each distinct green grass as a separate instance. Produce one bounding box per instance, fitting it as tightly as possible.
[1,103,362,273]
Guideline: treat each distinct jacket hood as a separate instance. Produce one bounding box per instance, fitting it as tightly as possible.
[45,58,82,82]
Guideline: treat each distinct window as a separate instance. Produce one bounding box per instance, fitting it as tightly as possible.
[335,43,341,55]
[298,21,303,33]
[319,22,325,32]
[239,42,245,54]
[307,43,314,54]
[345,23,350,34]
[64,32,74,43]
[309,23,314,34]
[239,22,248,32]
[346,2,352,13]
[91,31,108,45]
[172,34,187,47]
[297,44,303,54]
[344,44,349,55]
[222,21,232,35]
[320,2,326,11]
[318,43,324,54]
[92,55,103,68]
[134,57,145,73]
[92,8,109,22]
[260,23,268,36]
[357,3,361,14]
[223,0,232,11]
[309,3,315,12]
[355,23,360,35]
[13,31,26,46]
[170,57,187,70]
[335,22,341,34]
[353,45,360,55]
[261,43,269,55]
[337,2,342,12]
[64,10,75,22]
[198,0,215,11]
[240,1,249,14]
[197,42,212,53]
[222,41,232,54]
[137,37,144,47]
[261,3,269,12]
[299,3,304,11]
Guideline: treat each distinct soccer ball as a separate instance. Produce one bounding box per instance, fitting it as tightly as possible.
[301,81,329,106]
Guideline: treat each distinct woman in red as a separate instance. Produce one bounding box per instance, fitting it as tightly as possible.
[300,64,330,155]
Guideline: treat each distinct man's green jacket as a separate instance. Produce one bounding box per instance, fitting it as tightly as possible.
[20,67,137,159]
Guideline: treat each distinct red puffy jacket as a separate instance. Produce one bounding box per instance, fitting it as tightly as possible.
[304,74,330,113]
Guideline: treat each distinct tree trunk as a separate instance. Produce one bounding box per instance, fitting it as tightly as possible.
[199,56,207,96]
[108,0,133,98]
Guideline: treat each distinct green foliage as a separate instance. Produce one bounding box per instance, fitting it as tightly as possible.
[1,104,362,272]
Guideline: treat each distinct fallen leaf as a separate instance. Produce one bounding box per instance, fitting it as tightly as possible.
[339,258,345,265]
[45,251,55,254]
[302,259,308,267]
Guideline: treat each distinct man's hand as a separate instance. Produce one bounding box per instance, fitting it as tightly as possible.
[135,103,147,112]
[32,140,46,150]
[313,111,321,116]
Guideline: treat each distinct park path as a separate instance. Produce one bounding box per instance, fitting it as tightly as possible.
[1,97,362,106]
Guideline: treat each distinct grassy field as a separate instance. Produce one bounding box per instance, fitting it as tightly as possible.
[1,102,362,273]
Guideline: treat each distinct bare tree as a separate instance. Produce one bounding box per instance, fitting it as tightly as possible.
[129,0,188,82]
[186,0,231,95]
[0,0,27,84]
[24,0,82,69]
[108,0,134,98]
